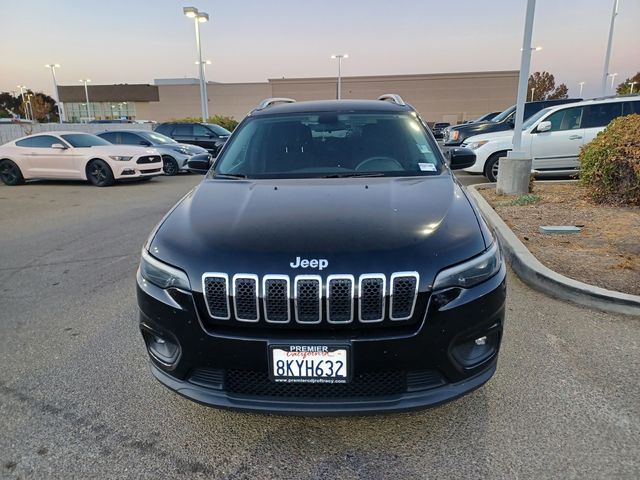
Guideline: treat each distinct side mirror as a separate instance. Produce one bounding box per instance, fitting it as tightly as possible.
[536,121,552,133]
[186,154,212,174]
[51,143,67,150]
[447,147,476,170]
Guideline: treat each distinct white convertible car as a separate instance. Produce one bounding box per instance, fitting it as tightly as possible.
[0,131,164,186]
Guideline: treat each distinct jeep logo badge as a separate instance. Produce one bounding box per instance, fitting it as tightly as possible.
[290,256,329,271]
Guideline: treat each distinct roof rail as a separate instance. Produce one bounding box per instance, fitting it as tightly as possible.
[254,97,296,111]
[589,93,640,101]
[378,94,406,106]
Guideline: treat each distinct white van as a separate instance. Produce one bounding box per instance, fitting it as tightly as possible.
[461,95,640,181]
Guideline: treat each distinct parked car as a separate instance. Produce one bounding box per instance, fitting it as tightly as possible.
[136,95,506,414]
[97,129,207,176]
[0,132,163,186]
[431,122,450,139]
[462,95,640,181]
[154,122,231,156]
[443,98,582,146]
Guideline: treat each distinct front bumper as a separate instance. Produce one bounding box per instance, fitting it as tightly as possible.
[113,163,164,179]
[136,265,506,415]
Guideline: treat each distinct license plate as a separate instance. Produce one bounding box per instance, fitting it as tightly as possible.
[270,345,349,384]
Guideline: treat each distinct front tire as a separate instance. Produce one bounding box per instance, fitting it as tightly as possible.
[162,156,179,176]
[0,160,25,186]
[86,159,115,187]
[484,153,503,183]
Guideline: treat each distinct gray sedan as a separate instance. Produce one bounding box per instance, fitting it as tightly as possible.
[97,130,207,175]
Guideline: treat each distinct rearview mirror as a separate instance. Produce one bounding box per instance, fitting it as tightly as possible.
[446,147,476,170]
[186,154,212,174]
[51,143,67,149]
[536,121,552,133]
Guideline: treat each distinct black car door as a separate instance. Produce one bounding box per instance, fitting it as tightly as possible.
[192,124,219,151]
[171,124,195,145]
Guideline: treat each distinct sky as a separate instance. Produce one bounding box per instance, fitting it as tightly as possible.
[1,0,638,100]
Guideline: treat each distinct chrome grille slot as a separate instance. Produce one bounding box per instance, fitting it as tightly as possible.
[233,274,259,322]
[202,273,230,320]
[390,272,419,320]
[327,275,354,324]
[263,275,290,323]
[359,274,385,322]
[294,275,321,323]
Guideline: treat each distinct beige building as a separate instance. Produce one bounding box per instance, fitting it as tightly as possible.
[59,70,518,124]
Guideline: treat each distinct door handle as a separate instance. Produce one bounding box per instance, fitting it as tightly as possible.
[568,135,582,140]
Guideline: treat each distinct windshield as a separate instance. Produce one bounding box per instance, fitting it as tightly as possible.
[491,106,515,123]
[205,124,232,136]
[60,134,111,147]
[521,107,554,130]
[215,112,442,179]
[141,131,177,144]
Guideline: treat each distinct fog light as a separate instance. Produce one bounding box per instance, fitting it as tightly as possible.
[122,169,135,175]
[141,328,180,367]
[450,331,499,369]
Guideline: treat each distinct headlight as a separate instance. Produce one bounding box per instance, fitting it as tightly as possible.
[466,140,489,150]
[170,146,190,155]
[450,130,460,141]
[109,155,133,161]
[139,249,191,290]
[433,242,502,290]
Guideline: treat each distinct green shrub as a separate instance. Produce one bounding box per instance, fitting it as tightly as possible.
[579,114,640,206]
[170,115,238,131]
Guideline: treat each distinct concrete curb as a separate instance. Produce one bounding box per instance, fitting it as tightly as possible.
[467,182,640,317]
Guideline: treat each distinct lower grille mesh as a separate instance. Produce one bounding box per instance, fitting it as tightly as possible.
[226,370,407,398]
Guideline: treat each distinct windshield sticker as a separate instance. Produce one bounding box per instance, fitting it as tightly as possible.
[419,163,437,172]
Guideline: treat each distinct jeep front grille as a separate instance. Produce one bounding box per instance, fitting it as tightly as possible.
[202,272,419,326]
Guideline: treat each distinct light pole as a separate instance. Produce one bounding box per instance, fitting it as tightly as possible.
[25,93,35,122]
[183,6,210,122]
[331,54,348,100]
[16,85,29,120]
[45,64,64,123]
[601,0,619,96]
[608,72,618,92]
[195,60,212,85]
[79,79,92,120]
[497,0,536,195]
[530,88,535,101]
[578,81,585,97]
[630,81,638,95]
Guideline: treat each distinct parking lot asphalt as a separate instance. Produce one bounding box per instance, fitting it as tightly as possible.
[1,175,638,479]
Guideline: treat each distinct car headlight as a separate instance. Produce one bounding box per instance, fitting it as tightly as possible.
[109,155,133,161]
[170,146,190,155]
[466,140,489,150]
[139,249,191,290]
[433,242,502,290]
[450,130,459,141]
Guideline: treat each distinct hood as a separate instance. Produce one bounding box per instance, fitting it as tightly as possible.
[150,176,487,292]
[463,131,514,145]
[450,121,512,137]
[91,145,159,156]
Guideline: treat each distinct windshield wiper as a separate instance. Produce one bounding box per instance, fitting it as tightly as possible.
[212,173,247,180]
[323,172,385,178]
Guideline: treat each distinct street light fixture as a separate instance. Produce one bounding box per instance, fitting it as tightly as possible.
[183,6,210,121]
[608,72,618,92]
[16,85,30,121]
[578,81,585,97]
[630,81,638,95]
[45,64,64,123]
[79,79,92,120]
[331,54,348,100]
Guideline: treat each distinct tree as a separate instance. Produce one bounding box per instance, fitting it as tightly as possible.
[527,71,569,101]
[616,72,640,95]
[0,92,22,117]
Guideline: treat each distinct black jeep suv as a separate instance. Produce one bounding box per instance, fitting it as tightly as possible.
[137,95,506,414]
[154,122,231,155]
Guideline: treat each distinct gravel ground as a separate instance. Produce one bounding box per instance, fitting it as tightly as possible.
[0,175,638,479]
